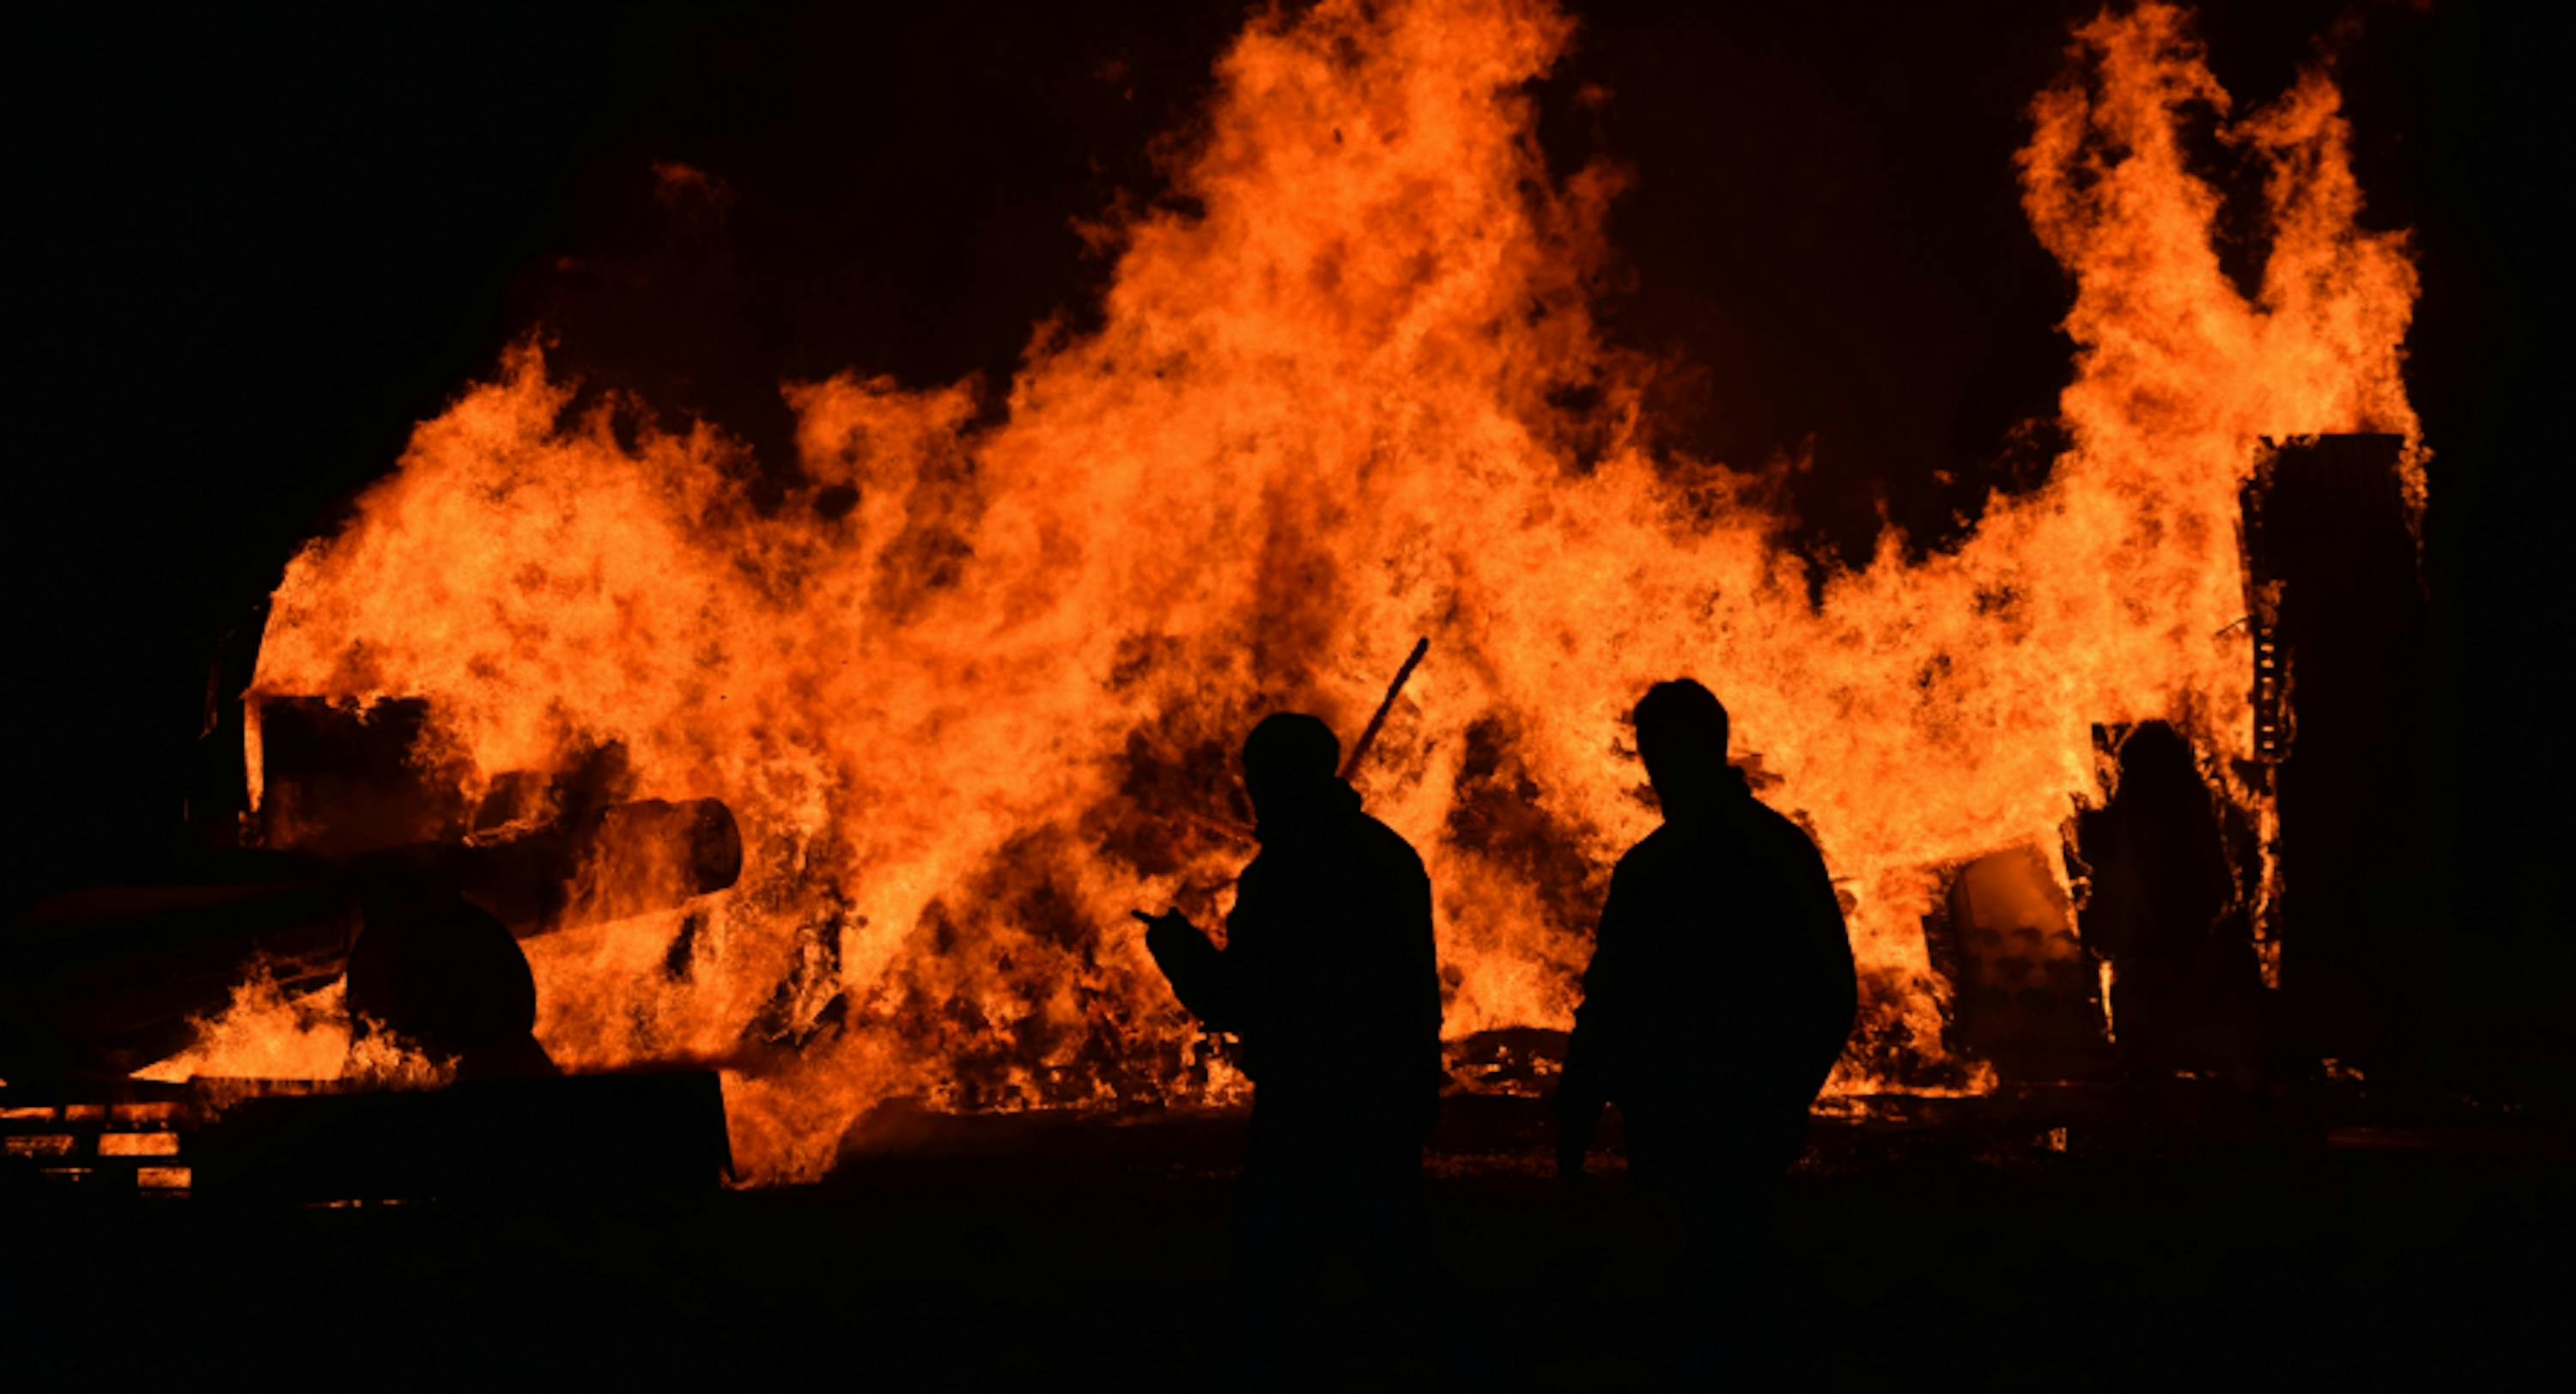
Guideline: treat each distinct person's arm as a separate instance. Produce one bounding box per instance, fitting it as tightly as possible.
[1797,842,1859,1087]
[1556,861,1631,1178]
[1555,1013,1609,1179]
[1142,910,1245,1032]
[1407,857,1445,1111]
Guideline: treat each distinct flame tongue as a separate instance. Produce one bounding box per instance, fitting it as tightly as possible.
[215,0,2421,1183]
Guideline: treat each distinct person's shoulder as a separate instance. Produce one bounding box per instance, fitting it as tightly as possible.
[1745,796,1812,841]
[1622,821,1678,855]
[1744,797,1828,865]
[1346,810,1425,882]
[1611,822,1683,876]
[1355,809,1425,859]
[1236,843,1284,890]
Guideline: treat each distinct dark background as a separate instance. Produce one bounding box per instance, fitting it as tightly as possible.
[7,3,2557,1082]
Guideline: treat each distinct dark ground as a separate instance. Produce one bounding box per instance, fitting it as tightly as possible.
[7,1092,2566,1391]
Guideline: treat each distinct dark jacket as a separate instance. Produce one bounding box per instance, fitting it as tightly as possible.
[1558,768,1856,1171]
[1151,782,1441,1142]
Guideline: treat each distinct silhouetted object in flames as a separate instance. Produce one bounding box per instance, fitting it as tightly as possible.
[1139,710,1442,1383]
[0,786,739,1085]
[346,885,558,1081]
[1932,843,2111,1076]
[2240,434,2446,1068]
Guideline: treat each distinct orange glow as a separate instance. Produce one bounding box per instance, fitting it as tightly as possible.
[186,1,2416,1183]
[143,970,353,1083]
[97,1132,182,1156]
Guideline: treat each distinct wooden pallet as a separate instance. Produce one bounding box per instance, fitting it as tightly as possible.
[2,1070,728,1202]
[0,1087,196,1196]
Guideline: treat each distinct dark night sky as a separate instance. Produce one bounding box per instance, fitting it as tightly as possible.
[6,2,2556,948]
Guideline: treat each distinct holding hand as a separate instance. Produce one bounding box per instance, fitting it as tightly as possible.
[1133,908,1232,1027]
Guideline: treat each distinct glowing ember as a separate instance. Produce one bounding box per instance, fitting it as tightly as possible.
[194,0,2416,1183]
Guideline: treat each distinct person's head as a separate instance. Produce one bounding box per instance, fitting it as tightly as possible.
[2115,721,2193,788]
[1631,679,1732,815]
[1241,712,1341,822]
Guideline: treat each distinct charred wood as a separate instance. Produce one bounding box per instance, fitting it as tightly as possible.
[1,799,741,1081]
[2241,435,2446,1066]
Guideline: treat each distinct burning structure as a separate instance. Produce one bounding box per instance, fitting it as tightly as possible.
[6,0,2444,1194]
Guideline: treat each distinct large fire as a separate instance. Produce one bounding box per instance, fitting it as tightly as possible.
[167,0,2417,1182]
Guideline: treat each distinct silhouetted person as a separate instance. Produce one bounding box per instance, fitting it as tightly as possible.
[346,885,557,1081]
[1139,712,1441,1385]
[1558,681,1854,1190]
[1556,680,1855,1379]
[2075,721,2253,1073]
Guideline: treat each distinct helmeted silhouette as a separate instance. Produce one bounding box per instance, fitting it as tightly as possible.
[1140,711,1441,1385]
[346,884,558,1081]
[1557,680,1856,1190]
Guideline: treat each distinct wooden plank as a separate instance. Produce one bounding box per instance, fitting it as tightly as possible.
[190,1070,729,1203]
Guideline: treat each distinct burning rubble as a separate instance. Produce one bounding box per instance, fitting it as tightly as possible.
[82,0,2417,1184]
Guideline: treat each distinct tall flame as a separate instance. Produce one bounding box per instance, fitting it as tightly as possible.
[219,0,2419,1182]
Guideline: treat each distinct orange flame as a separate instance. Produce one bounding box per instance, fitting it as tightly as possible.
[202,0,2417,1182]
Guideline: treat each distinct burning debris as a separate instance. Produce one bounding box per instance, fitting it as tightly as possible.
[39,0,2425,1186]
[1925,843,2110,1078]
[2239,434,2441,1059]
[0,694,742,1093]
